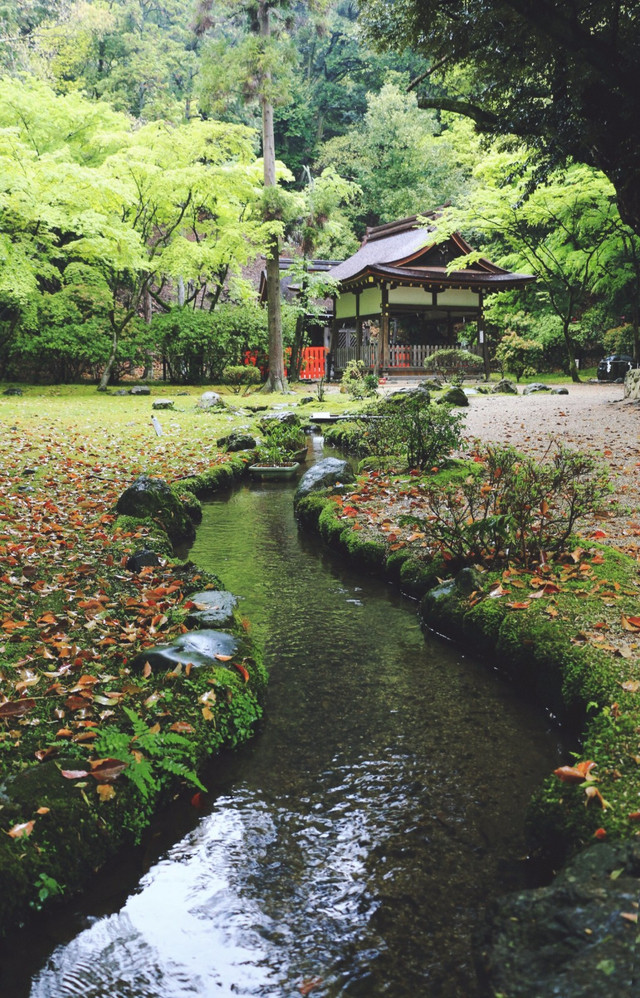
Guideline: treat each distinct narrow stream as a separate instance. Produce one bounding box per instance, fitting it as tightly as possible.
[5,445,563,998]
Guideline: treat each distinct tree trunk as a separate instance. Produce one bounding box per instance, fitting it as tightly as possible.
[258,0,287,393]
[98,324,119,391]
[561,316,582,383]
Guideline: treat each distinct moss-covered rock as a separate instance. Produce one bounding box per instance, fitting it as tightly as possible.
[116,475,196,544]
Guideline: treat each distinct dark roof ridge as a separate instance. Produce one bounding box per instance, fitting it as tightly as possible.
[362,204,450,245]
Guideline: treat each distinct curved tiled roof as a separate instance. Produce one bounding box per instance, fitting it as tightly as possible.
[328,212,534,289]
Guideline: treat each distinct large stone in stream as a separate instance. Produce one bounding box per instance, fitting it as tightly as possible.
[185,590,238,629]
[294,458,355,503]
[129,629,239,673]
[116,475,196,544]
[487,841,640,998]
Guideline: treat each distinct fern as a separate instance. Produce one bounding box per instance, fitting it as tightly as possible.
[94,707,206,800]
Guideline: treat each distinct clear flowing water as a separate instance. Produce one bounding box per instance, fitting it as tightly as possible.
[5,449,563,998]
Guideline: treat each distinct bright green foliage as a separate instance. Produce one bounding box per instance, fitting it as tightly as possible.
[495,331,543,381]
[93,706,206,800]
[222,364,263,391]
[358,0,640,238]
[437,157,634,379]
[318,82,476,230]
[365,395,464,470]
[0,77,275,383]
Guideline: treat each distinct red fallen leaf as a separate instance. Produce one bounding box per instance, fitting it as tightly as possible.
[35,746,58,762]
[299,978,324,996]
[89,758,127,782]
[60,768,90,780]
[0,698,36,718]
[191,791,205,808]
[591,529,607,538]
[590,554,605,565]
[65,695,92,711]
[594,827,607,839]
[628,811,640,821]
[554,760,597,783]
[232,661,250,682]
[7,820,35,839]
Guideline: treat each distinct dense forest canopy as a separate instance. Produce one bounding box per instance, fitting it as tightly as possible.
[1,0,640,383]
[358,0,640,235]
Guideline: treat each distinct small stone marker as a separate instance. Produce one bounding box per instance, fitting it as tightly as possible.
[151,415,163,436]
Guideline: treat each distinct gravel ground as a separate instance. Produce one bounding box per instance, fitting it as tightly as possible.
[460,382,640,558]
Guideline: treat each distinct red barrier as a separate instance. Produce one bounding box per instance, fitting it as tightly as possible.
[299,346,327,380]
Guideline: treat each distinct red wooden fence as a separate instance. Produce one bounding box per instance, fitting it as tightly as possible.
[243,347,327,380]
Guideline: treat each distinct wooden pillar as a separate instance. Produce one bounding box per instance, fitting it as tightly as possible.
[329,295,338,381]
[478,293,490,381]
[355,291,362,363]
[380,283,389,374]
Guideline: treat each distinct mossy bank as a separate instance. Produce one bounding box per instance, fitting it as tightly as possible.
[0,450,266,936]
[294,466,640,864]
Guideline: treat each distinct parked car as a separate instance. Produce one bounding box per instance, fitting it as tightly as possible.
[597,354,637,382]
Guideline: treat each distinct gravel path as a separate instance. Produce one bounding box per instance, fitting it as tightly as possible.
[460,383,640,558]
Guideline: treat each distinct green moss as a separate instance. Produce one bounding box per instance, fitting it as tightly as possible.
[112,515,173,555]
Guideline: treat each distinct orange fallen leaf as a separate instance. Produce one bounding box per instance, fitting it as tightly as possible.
[96,784,116,802]
[554,760,597,783]
[506,601,530,609]
[215,654,233,662]
[7,821,35,839]
[232,661,250,682]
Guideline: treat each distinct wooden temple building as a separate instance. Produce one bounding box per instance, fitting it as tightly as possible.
[326,211,535,377]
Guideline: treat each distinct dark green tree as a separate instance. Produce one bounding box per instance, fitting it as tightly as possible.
[359,0,640,235]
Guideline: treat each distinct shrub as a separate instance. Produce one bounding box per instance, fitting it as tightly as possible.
[424,348,483,376]
[602,324,635,356]
[355,394,464,470]
[340,359,378,398]
[401,443,612,568]
[222,364,263,392]
[495,331,543,381]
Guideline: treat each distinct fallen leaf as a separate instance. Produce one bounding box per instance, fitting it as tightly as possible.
[0,698,36,718]
[7,820,35,839]
[96,784,116,802]
[90,758,127,782]
[232,661,250,682]
[554,760,597,783]
[620,680,640,693]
